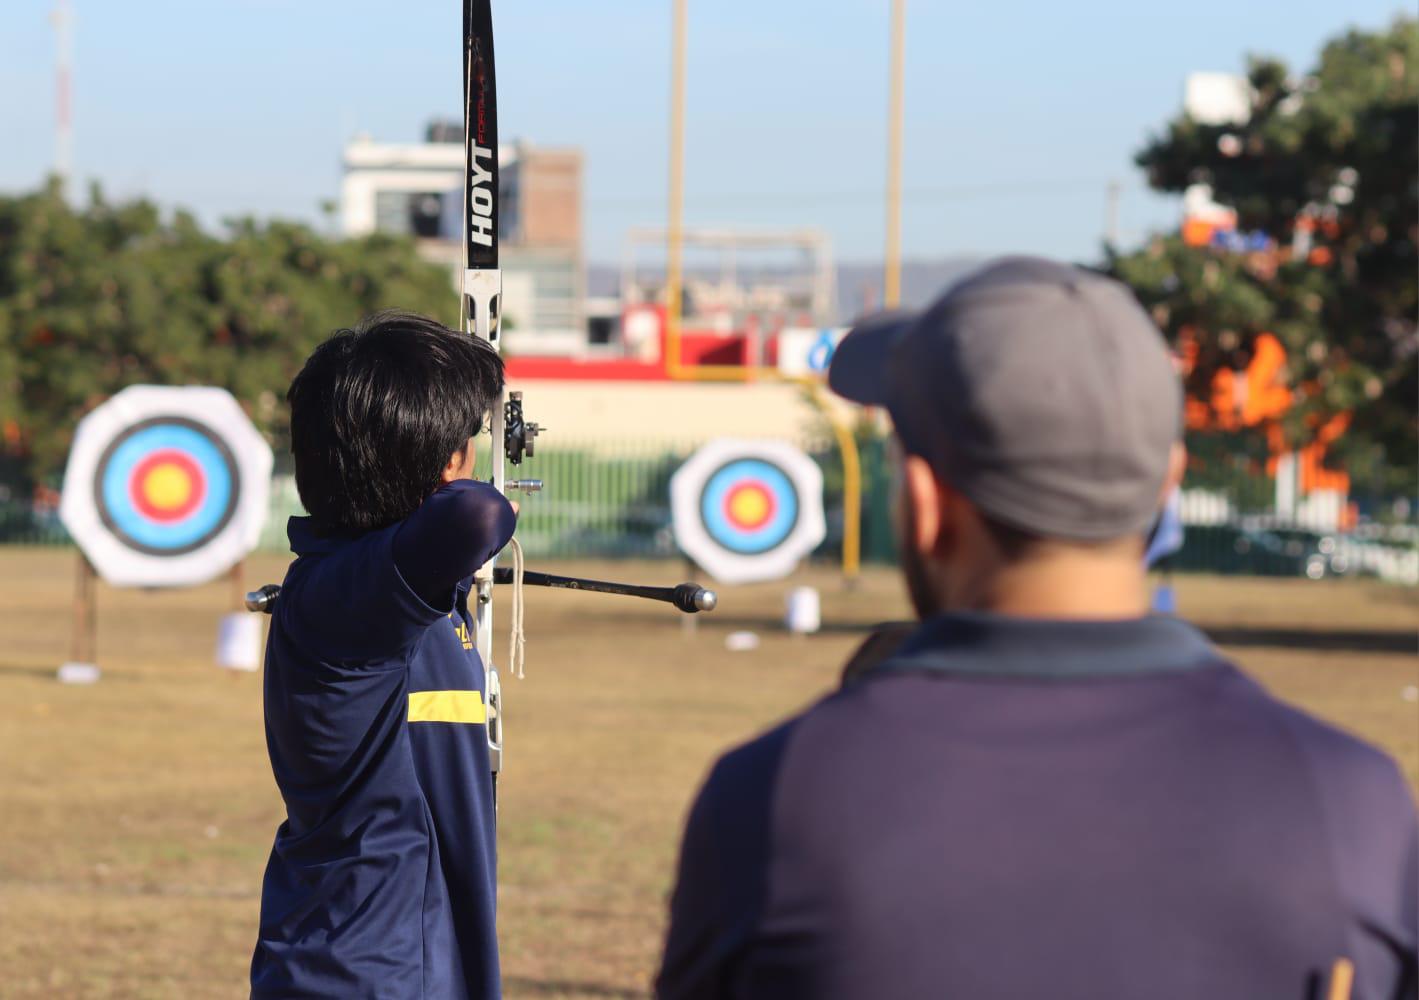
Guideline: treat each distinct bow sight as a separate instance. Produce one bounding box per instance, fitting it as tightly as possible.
[503,391,542,491]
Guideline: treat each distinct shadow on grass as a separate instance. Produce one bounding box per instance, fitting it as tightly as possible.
[0,661,80,681]
[502,977,648,999]
[0,661,144,682]
[612,611,887,636]
[1204,626,1417,655]
[612,613,1417,657]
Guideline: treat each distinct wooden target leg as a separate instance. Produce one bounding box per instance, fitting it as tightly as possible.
[71,551,96,665]
[59,551,100,683]
[229,559,247,680]
[86,557,96,665]
[229,560,245,613]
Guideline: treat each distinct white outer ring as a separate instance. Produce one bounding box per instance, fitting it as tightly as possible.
[670,438,827,585]
[58,385,274,589]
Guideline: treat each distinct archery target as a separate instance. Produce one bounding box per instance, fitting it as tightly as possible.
[60,386,274,588]
[671,440,826,585]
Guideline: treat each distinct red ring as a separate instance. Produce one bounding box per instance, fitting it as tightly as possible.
[129,449,207,523]
[722,480,777,531]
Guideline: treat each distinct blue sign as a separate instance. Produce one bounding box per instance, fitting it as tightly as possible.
[806,329,838,373]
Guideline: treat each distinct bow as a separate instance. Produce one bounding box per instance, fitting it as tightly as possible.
[459,0,719,803]
[247,1,717,808]
[461,0,513,793]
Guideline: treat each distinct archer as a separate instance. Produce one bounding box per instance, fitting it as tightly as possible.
[250,312,515,999]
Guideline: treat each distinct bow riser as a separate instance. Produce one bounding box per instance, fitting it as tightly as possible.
[466,270,503,778]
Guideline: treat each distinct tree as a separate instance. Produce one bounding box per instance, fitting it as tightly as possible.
[0,181,456,489]
[1109,17,1417,490]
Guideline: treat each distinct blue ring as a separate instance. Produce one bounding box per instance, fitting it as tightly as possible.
[698,459,800,555]
[94,418,239,556]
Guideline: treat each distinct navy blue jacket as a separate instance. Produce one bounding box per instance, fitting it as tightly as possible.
[252,481,515,999]
[659,613,1418,1000]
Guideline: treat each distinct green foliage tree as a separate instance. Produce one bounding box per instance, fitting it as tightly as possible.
[1109,17,1417,490]
[0,180,456,488]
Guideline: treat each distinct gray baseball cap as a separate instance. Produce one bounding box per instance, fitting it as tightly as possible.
[829,256,1182,541]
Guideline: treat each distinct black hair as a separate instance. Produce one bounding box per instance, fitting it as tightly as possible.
[288,311,504,535]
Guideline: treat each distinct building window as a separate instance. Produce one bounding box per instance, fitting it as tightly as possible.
[374,191,449,238]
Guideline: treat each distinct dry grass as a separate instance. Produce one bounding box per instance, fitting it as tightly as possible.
[0,548,1414,998]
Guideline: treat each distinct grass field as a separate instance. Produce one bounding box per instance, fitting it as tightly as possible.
[0,547,1415,998]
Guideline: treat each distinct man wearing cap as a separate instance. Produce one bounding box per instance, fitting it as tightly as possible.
[656,257,1417,1000]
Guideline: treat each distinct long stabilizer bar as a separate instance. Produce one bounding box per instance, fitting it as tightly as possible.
[245,574,716,616]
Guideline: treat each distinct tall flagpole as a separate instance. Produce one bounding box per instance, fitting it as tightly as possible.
[884,0,905,308]
[665,0,688,374]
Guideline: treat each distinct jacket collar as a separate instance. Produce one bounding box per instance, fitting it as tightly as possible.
[287,516,355,556]
[879,611,1222,680]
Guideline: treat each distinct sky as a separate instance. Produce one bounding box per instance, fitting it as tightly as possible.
[0,1,1409,266]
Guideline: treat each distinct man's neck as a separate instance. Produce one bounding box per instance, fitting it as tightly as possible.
[948,556,1150,620]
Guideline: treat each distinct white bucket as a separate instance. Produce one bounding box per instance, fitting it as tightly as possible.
[56,662,101,685]
[725,631,761,653]
[785,586,822,635]
[216,613,264,672]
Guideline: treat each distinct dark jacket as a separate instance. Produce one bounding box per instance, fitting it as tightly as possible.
[658,613,1418,1000]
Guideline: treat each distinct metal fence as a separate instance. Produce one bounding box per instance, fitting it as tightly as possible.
[3,436,1415,583]
[0,437,890,561]
[0,495,68,546]
[258,437,886,563]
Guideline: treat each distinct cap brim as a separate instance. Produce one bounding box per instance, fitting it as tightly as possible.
[827,310,916,406]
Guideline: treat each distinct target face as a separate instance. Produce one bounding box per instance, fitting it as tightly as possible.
[672,440,826,585]
[699,459,799,555]
[60,386,273,588]
[95,417,239,556]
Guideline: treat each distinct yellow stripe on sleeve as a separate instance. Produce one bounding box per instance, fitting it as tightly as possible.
[407,690,487,725]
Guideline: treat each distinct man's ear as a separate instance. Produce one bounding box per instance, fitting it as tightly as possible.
[1161,442,1187,499]
[902,454,947,556]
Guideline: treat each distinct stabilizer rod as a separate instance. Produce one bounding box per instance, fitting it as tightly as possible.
[245,574,717,615]
[492,568,717,613]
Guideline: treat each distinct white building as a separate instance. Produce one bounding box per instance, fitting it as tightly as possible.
[340,129,504,240]
[339,125,585,348]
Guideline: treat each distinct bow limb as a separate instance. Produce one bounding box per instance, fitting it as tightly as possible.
[462,0,506,788]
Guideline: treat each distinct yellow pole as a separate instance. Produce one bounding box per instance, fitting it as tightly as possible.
[665,0,688,376]
[658,0,862,575]
[812,385,862,583]
[884,0,906,308]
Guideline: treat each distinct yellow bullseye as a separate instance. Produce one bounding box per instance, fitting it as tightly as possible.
[142,462,195,512]
[728,485,772,528]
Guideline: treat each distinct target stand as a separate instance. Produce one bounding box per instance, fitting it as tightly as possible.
[671,439,827,586]
[57,386,274,678]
